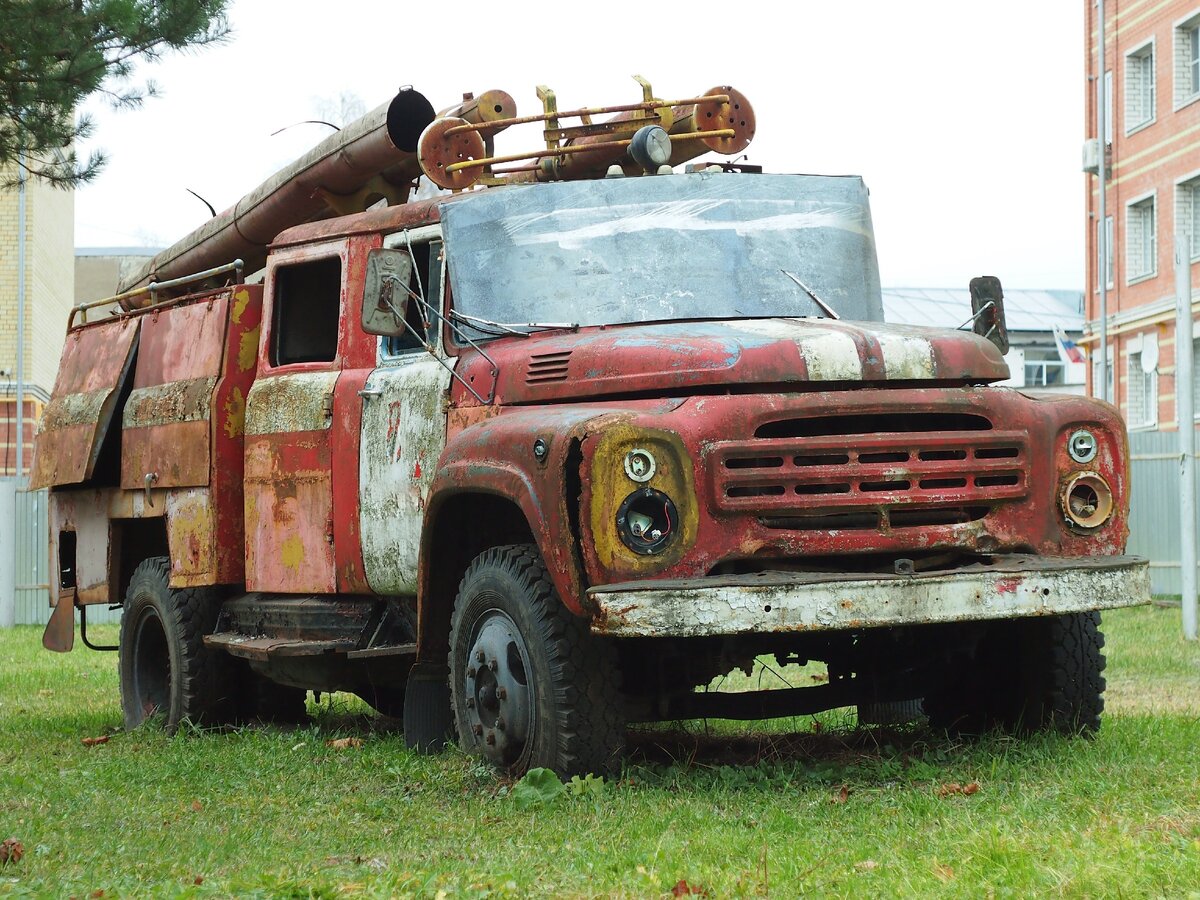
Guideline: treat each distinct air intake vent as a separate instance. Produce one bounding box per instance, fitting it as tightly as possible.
[526,351,572,385]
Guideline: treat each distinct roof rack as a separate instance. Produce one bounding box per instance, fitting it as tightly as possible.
[69,259,245,328]
[417,76,754,190]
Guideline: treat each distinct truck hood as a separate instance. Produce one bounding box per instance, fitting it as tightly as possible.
[458,318,1010,405]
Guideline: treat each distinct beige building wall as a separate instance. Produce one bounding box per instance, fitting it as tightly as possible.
[0,164,75,474]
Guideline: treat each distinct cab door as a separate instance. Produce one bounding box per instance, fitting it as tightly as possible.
[358,230,453,594]
[244,242,368,594]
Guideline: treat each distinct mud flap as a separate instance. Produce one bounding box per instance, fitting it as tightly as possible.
[42,597,75,653]
[403,663,453,753]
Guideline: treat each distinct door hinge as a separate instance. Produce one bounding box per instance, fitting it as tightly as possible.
[322,393,334,420]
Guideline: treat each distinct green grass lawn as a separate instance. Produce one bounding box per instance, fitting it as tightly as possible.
[0,606,1197,897]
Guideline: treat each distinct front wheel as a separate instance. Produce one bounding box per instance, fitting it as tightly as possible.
[448,545,624,777]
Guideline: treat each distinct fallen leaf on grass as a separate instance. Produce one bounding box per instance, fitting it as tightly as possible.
[937,781,981,798]
[671,879,706,896]
[0,839,23,865]
[326,737,364,750]
[192,876,204,885]
[191,800,203,813]
[831,784,850,804]
[89,890,106,898]
[934,863,955,882]
[80,736,109,747]
[855,860,878,872]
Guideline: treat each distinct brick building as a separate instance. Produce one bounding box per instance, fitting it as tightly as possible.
[0,165,75,477]
[1085,0,1200,430]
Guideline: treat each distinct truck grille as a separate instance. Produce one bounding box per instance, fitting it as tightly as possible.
[711,415,1028,531]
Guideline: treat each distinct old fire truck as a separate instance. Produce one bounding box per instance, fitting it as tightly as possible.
[32,80,1149,776]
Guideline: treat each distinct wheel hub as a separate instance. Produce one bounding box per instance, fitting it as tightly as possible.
[464,612,532,764]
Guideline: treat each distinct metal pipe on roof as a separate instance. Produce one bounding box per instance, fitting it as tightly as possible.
[117,87,439,298]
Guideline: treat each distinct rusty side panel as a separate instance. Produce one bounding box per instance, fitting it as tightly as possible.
[30,318,140,489]
[208,285,263,585]
[331,234,381,594]
[49,491,113,607]
[121,294,229,489]
[244,375,339,594]
[166,488,218,586]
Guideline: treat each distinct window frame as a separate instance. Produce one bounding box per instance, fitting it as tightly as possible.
[264,247,347,372]
[1124,38,1157,134]
[1173,9,1200,109]
[379,224,445,363]
[1125,191,1158,285]
[1176,169,1200,263]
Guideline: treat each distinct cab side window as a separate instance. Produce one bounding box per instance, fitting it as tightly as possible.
[271,256,342,365]
[384,240,441,356]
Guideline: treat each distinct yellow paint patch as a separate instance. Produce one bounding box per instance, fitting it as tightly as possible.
[231,289,252,325]
[223,386,246,439]
[238,326,260,372]
[280,534,305,572]
[588,424,698,576]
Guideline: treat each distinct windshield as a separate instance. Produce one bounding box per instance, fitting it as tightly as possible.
[441,173,884,340]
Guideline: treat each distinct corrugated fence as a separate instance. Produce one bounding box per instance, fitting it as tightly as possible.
[12,488,120,627]
[1127,430,1197,596]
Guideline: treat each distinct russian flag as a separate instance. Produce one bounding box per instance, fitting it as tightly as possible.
[1054,325,1086,364]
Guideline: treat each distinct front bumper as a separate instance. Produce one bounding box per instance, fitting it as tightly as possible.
[587,554,1150,638]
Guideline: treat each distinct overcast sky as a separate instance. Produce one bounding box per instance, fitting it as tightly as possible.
[73,1,1086,290]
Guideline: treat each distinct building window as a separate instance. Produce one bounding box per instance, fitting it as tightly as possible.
[1175,13,1200,106]
[1126,194,1157,283]
[1092,344,1115,402]
[1178,174,1200,261]
[1097,214,1114,289]
[1127,351,1158,429]
[1125,41,1156,131]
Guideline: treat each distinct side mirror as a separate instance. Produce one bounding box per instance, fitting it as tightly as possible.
[361,248,414,337]
[968,275,1009,355]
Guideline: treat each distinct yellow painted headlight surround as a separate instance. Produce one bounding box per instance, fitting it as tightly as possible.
[588,425,698,574]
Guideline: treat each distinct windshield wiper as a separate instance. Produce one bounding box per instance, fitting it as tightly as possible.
[781,270,840,320]
[450,310,579,337]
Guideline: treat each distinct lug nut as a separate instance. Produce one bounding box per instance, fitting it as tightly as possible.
[476,650,486,663]
[472,723,483,736]
[465,697,475,708]
[496,687,507,700]
[489,659,499,672]
[485,731,496,745]
[496,717,506,731]
[467,666,477,678]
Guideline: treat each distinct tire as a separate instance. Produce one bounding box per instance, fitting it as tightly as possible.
[924,612,1107,736]
[448,545,624,777]
[1009,611,1106,734]
[118,557,228,731]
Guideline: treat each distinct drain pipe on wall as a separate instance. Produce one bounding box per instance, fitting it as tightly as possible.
[1178,236,1198,641]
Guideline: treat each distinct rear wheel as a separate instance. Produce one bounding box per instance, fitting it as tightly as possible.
[119,557,228,731]
[448,545,624,777]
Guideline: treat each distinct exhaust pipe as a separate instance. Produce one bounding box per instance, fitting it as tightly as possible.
[118,87,438,299]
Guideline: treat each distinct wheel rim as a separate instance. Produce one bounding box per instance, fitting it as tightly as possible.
[464,609,534,766]
[131,606,171,723]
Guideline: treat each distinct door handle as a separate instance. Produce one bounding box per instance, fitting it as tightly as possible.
[358,388,383,399]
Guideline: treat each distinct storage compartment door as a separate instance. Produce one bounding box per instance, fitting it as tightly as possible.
[29,317,140,489]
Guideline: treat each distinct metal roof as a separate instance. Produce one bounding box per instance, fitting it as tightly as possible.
[882,287,1084,333]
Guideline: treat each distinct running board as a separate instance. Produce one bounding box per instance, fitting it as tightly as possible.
[204,633,416,663]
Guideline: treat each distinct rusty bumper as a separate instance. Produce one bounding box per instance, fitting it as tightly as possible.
[587,554,1150,638]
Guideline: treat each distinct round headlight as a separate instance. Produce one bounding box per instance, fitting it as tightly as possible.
[1061,472,1113,529]
[616,488,678,555]
[1068,429,1098,464]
